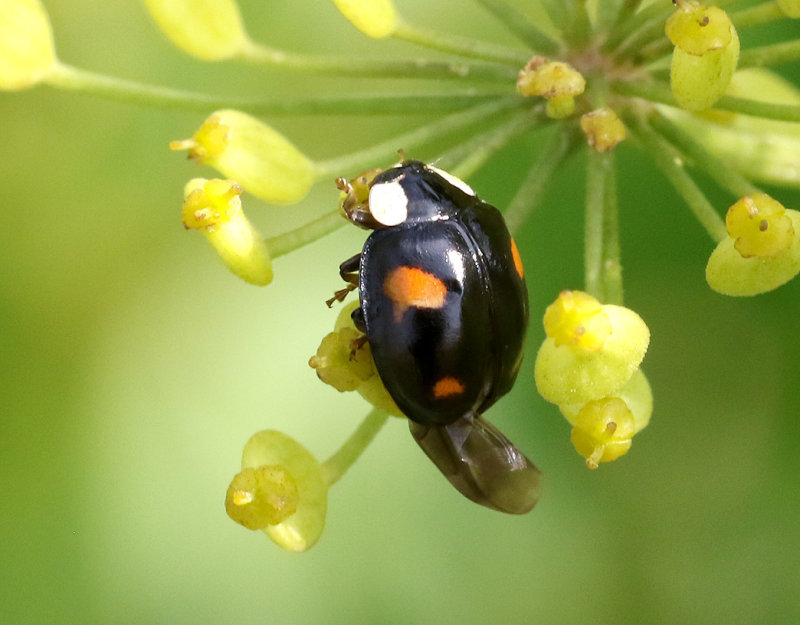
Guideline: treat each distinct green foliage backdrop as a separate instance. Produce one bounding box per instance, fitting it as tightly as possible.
[1,1,799,623]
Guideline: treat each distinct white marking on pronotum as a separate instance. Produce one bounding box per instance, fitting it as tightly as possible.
[369,178,409,226]
[426,165,475,196]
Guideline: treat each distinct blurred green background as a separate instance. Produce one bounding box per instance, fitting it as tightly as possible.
[2,1,799,624]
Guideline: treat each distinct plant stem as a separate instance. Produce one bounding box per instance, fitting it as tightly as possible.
[729,1,785,29]
[603,1,671,53]
[266,210,345,259]
[585,149,623,304]
[613,80,800,124]
[648,111,761,198]
[606,0,645,41]
[238,38,517,81]
[563,0,593,48]
[584,150,605,300]
[45,63,244,112]
[314,97,525,177]
[391,19,530,66]
[738,39,800,69]
[322,409,390,486]
[601,154,623,306]
[503,127,578,233]
[628,114,727,243]
[612,14,669,61]
[715,96,800,123]
[473,0,561,54]
[44,63,511,115]
[446,108,546,180]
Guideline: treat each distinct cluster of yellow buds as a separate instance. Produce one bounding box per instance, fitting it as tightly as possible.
[534,291,652,469]
[170,109,317,285]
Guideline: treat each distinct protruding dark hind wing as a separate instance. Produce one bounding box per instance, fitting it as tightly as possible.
[409,413,541,514]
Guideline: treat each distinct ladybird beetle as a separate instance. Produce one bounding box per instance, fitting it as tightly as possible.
[332,159,541,514]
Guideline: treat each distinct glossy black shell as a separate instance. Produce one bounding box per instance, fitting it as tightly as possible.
[358,161,528,426]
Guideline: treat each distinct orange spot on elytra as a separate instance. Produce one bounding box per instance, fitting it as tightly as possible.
[510,238,524,279]
[433,376,465,398]
[383,266,447,322]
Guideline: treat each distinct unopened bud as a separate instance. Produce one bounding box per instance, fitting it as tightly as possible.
[143,0,248,60]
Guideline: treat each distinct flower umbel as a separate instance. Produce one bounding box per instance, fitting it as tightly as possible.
[9,0,800,546]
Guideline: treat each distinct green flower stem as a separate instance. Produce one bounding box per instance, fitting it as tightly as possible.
[314,97,525,177]
[601,155,623,306]
[46,63,243,112]
[563,1,593,48]
[729,1,785,29]
[612,15,669,61]
[648,111,761,198]
[628,115,727,243]
[539,0,566,30]
[321,409,390,486]
[447,108,546,181]
[238,38,517,82]
[603,1,671,53]
[391,19,530,66]
[607,0,646,38]
[738,39,800,69]
[44,63,510,115]
[585,149,623,305]
[638,37,672,63]
[584,150,605,300]
[613,80,800,123]
[715,96,800,123]
[266,210,345,259]
[503,127,578,233]
[473,0,561,54]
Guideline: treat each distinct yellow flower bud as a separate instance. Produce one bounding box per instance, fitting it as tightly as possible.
[666,2,733,55]
[777,0,800,18]
[309,328,374,392]
[569,398,636,469]
[0,0,56,90]
[517,56,585,119]
[239,430,327,552]
[543,290,612,352]
[725,194,795,259]
[666,1,739,111]
[706,208,800,296]
[330,0,398,38]
[560,368,653,434]
[310,301,403,417]
[535,294,650,406]
[171,110,316,204]
[182,178,273,286]
[580,108,627,153]
[225,466,299,529]
[143,0,247,61]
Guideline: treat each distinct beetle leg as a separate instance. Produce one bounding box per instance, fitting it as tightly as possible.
[348,334,368,361]
[326,254,361,307]
[408,412,541,514]
[338,253,361,284]
[350,306,367,333]
[326,284,357,308]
